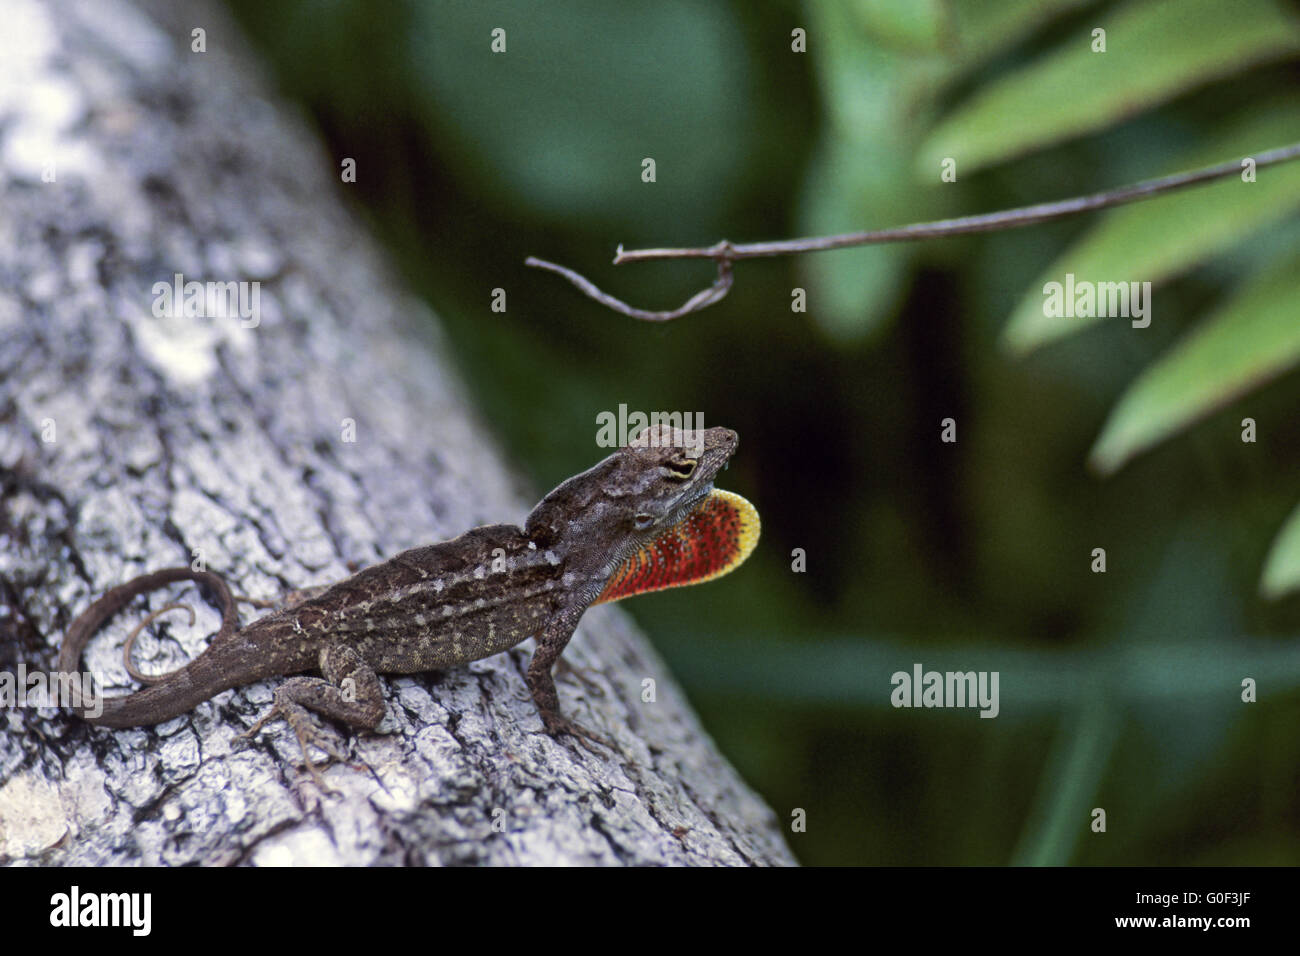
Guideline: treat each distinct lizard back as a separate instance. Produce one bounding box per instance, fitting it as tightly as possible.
[244,524,572,674]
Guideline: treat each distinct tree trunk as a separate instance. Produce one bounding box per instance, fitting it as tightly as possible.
[0,0,795,866]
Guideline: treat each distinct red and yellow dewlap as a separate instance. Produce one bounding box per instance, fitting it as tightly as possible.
[594,489,760,604]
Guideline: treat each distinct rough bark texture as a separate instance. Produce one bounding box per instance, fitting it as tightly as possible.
[0,0,795,866]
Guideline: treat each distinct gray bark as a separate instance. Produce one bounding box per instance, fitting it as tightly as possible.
[0,0,795,866]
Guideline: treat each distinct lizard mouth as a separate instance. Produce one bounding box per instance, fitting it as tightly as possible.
[665,429,737,527]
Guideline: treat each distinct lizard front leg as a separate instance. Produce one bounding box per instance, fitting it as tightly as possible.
[526,605,614,755]
[238,644,385,787]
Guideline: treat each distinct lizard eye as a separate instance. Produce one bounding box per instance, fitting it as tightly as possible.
[633,513,657,531]
[665,458,697,481]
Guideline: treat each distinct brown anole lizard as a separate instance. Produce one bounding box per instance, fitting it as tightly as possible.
[58,424,759,781]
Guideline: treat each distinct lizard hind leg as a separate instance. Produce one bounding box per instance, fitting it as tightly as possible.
[237,644,385,788]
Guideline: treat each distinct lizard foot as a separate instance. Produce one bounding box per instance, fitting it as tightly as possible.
[542,713,616,757]
[233,650,383,790]
[237,695,348,792]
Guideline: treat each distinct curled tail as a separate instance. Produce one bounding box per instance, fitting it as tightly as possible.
[58,568,240,727]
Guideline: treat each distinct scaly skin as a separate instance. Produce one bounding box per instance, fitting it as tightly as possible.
[58,425,758,781]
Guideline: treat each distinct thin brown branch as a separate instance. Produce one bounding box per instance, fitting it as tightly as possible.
[526,142,1300,322]
[524,249,733,322]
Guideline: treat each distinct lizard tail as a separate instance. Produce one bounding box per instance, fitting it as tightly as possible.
[58,568,241,727]
[121,602,196,684]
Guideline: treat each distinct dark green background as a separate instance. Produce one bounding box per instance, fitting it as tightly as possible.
[225,0,1300,865]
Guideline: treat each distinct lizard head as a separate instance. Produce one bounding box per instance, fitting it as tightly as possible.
[524,424,739,557]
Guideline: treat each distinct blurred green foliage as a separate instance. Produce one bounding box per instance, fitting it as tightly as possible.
[226,0,1300,864]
